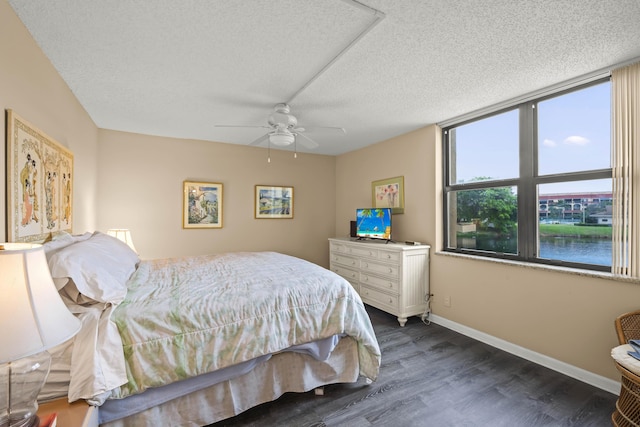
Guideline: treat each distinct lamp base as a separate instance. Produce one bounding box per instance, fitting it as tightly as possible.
[9,414,38,427]
[3,351,51,427]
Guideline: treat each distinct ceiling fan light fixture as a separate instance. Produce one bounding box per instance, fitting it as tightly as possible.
[269,132,295,146]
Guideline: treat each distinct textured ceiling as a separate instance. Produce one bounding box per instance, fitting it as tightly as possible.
[8,0,640,155]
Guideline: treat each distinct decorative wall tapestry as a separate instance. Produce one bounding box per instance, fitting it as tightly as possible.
[6,110,73,242]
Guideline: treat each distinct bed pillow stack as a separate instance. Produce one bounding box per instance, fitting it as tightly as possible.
[45,231,140,305]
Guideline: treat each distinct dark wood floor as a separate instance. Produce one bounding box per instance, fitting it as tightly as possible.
[210,306,618,426]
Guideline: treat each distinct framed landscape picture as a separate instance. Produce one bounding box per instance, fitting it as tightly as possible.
[6,110,74,242]
[183,181,223,228]
[372,176,404,214]
[255,185,293,219]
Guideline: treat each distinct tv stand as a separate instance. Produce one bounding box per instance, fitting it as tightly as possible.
[356,237,394,244]
[329,237,430,326]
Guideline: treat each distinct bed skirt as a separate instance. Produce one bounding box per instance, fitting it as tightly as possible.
[100,336,362,427]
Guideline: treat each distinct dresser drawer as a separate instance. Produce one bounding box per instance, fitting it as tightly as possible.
[378,249,400,263]
[330,253,359,269]
[330,264,359,282]
[360,259,399,278]
[360,285,399,311]
[347,245,378,259]
[330,242,348,253]
[360,273,399,293]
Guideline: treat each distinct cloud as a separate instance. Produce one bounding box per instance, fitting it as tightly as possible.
[564,135,590,145]
[542,138,557,147]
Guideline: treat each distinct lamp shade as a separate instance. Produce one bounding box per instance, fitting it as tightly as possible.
[0,243,81,364]
[106,229,137,253]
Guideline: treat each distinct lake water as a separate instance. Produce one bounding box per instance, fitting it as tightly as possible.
[539,236,611,265]
[458,236,611,266]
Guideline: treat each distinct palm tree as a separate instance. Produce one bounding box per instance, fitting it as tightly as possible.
[374,209,387,233]
[357,209,373,230]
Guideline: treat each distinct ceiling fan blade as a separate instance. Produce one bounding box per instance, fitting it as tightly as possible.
[296,132,319,149]
[249,133,270,146]
[214,125,270,129]
[303,126,346,134]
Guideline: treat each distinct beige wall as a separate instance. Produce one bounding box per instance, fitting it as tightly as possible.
[336,124,640,383]
[0,2,99,242]
[97,129,336,266]
[5,0,640,388]
[335,126,438,244]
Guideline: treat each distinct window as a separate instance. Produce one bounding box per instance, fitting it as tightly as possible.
[443,79,612,271]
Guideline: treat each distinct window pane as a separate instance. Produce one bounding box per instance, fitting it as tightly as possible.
[449,186,518,254]
[449,109,519,184]
[538,82,611,176]
[538,179,612,266]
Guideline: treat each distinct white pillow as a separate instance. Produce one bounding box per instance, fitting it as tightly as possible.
[48,231,139,304]
[44,232,94,289]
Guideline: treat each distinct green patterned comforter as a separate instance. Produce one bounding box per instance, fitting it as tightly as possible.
[109,251,381,399]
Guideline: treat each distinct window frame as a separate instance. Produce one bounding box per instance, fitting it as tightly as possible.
[442,77,612,272]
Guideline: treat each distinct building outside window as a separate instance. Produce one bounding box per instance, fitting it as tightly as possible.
[443,79,612,271]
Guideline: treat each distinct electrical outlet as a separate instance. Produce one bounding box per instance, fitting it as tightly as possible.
[443,295,451,307]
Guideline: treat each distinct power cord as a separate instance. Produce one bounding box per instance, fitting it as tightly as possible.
[421,293,434,325]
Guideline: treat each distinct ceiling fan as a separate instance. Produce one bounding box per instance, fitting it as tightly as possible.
[215,103,346,150]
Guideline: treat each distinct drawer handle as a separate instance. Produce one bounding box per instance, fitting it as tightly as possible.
[363,262,368,268]
[389,298,393,303]
[388,282,393,288]
[388,268,393,273]
[352,260,356,266]
[369,251,373,256]
[386,254,391,259]
[363,276,368,281]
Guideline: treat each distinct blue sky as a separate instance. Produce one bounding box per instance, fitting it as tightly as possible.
[453,81,611,194]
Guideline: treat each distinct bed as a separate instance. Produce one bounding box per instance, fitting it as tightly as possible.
[39,231,381,426]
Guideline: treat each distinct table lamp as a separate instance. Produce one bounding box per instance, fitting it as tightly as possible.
[106,229,137,253]
[0,243,81,427]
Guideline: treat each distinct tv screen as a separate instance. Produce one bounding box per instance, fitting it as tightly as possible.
[356,208,392,240]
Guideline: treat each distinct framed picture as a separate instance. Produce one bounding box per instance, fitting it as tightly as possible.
[372,176,404,214]
[255,185,293,219]
[6,110,73,242]
[183,181,223,228]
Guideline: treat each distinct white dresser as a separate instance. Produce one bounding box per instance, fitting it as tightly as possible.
[328,237,430,326]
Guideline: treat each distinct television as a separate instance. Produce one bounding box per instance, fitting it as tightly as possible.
[355,208,392,241]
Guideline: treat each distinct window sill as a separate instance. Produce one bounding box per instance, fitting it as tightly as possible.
[435,250,640,284]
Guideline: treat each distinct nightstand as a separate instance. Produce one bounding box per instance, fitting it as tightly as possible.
[37,398,98,427]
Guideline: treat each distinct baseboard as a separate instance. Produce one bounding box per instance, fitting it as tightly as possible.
[429,314,621,396]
